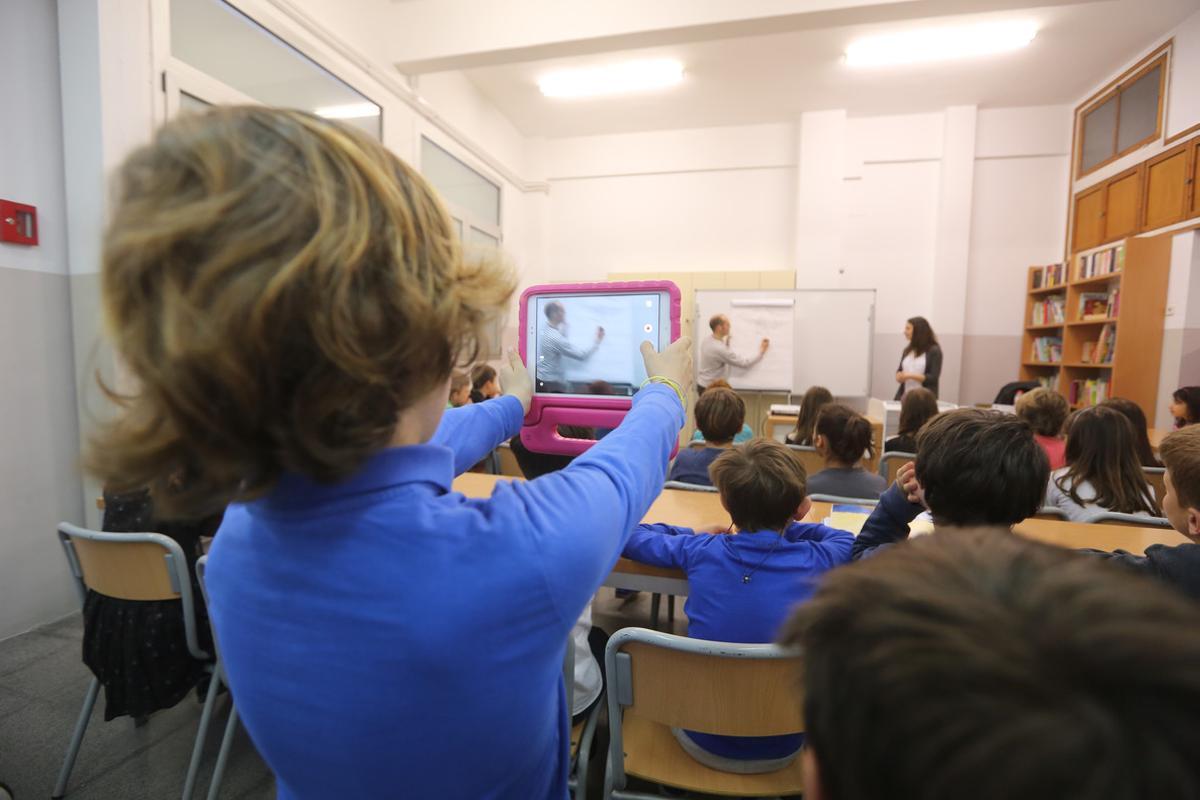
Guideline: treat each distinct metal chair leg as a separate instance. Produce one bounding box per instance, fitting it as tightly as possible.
[182,670,221,800]
[650,594,661,630]
[205,703,239,800]
[52,676,101,799]
[667,596,675,628]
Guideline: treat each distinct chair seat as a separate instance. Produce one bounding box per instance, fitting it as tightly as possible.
[621,714,805,797]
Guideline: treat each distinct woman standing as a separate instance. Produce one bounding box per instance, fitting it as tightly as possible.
[894,316,942,400]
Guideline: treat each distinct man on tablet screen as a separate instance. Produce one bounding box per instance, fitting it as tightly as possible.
[536,301,605,393]
[698,314,769,394]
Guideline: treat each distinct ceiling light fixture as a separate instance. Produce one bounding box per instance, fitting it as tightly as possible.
[845,20,1038,67]
[314,102,381,119]
[538,59,684,99]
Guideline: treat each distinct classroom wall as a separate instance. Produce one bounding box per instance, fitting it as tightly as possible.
[0,1,85,640]
[1156,232,1200,430]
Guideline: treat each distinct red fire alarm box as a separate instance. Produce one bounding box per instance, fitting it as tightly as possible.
[0,200,38,246]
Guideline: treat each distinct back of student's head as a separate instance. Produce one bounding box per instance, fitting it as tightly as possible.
[1058,406,1157,515]
[1101,397,1156,467]
[779,528,1200,800]
[792,386,833,445]
[709,439,806,531]
[1015,387,1068,437]
[449,371,470,394]
[694,387,745,443]
[815,404,874,465]
[1173,386,1200,426]
[85,106,514,518]
[706,378,733,391]
[470,364,496,391]
[897,387,938,438]
[915,409,1047,526]
[1160,425,1200,513]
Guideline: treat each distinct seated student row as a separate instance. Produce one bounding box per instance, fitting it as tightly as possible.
[86,107,1200,798]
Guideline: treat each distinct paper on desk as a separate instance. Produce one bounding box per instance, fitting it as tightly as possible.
[824,507,936,538]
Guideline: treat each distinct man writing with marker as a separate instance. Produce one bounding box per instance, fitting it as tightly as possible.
[697,314,769,395]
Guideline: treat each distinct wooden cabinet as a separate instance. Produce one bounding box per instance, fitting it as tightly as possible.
[1142,143,1192,230]
[1193,139,1200,217]
[1073,185,1106,252]
[1104,166,1142,241]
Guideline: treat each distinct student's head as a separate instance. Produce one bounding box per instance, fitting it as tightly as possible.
[1058,406,1157,516]
[1015,387,1069,437]
[903,316,937,355]
[587,380,615,395]
[708,314,730,337]
[1101,397,1156,467]
[709,439,810,532]
[896,387,938,438]
[779,528,1200,800]
[792,386,833,445]
[914,409,1047,527]
[706,379,733,391]
[544,301,565,326]
[470,364,498,398]
[1170,386,1200,428]
[694,387,745,445]
[448,372,472,407]
[814,404,874,467]
[1158,425,1200,541]
[85,107,513,517]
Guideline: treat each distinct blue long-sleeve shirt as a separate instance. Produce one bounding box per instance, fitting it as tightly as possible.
[852,483,925,560]
[622,520,853,760]
[206,387,684,800]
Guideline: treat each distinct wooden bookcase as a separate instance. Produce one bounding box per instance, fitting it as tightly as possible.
[1020,234,1171,416]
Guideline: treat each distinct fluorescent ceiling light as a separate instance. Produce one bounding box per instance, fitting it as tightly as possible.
[314,102,381,119]
[845,20,1038,67]
[538,59,684,99]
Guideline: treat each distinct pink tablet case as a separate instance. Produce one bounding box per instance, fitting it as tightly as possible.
[518,281,681,456]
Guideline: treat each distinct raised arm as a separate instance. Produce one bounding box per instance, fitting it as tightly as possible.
[623,523,698,569]
[786,523,854,569]
[431,396,524,475]
[718,340,764,369]
[852,482,924,560]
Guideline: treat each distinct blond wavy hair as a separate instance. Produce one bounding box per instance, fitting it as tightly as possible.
[86,107,514,517]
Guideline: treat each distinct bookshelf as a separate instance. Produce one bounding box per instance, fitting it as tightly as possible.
[1019,234,1171,415]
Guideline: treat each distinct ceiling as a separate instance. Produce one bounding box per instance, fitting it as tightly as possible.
[433,0,1200,138]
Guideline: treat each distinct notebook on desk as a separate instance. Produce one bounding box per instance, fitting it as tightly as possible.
[825,505,935,537]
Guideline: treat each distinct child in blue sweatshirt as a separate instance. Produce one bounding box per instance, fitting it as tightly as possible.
[625,439,853,773]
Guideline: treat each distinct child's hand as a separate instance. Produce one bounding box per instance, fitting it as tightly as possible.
[896,461,927,508]
[640,337,693,398]
[499,349,533,415]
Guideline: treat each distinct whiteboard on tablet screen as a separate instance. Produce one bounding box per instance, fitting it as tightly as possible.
[694,290,876,396]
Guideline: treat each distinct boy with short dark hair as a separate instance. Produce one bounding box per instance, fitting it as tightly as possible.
[625,439,853,772]
[852,409,1049,560]
[779,528,1200,800]
[667,387,746,486]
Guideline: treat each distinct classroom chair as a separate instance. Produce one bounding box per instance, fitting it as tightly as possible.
[1091,512,1174,528]
[602,628,805,799]
[564,631,603,800]
[1033,506,1069,520]
[189,556,242,800]
[784,443,825,477]
[662,480,719,493]
[1144,466,1167,503]
[877,451,916,484]
[52,523,217,800]
[808,494,880,507]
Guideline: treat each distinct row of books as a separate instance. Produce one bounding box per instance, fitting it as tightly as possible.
[1035,374,1058,391]
[1030,263,1067,289]
[1076,244,1125,281]
[1077,288,1120,320]
[1029,336,1062,364]
[1080,323,1117,365]
[1068,378,1110,407]
[1030,295,1065,326]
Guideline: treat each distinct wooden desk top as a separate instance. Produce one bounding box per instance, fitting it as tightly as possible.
[452,473,1188,556]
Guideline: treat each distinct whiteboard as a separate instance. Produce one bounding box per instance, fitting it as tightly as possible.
[695,290,875,396]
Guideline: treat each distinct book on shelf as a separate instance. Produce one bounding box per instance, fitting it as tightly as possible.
[1031,295,1065,326]
[1031,263,1066,290]
[1036,374,1058,391]
[1081,341,1094,363]
[1096,323,1116,364]
[1078,292,1109,320]
[1106,287,1121,317]
[1076,244,1125,281]
[1030,336,1062,363]
[1068,378,1110,407]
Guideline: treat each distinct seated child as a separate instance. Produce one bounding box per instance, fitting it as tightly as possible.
[1044,405,1159,522]
[884,386,938,453]
[807,404,886,499]
[469,364,499,405]
[625,439,853,772]
[853,409,1048,560]
[785,385,833,446]
[669,387,745,486]
[1170,386,1200,428]
[779,527,1200,800]
[1015,387,1068,469]
[447,371,472,407]
[690,380,753,444]
[1101,397,1159,467]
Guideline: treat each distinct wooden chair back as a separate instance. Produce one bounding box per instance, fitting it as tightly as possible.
[785,444,825,479]
[878,451,916,484]
[1143,467,1166,506]
[60,530,181,601]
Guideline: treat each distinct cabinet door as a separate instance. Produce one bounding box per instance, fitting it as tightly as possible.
[1073,185,1106,252]
[1104,166,1142,241]
[1192,139,1200,217]
[1142,143,1191,230]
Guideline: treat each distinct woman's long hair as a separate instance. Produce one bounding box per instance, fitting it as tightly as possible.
[789,386,833,446]
[903,316,938,358]
[1055,406,1158,516]
[898,387,939,438]
[1101,398,1158,467]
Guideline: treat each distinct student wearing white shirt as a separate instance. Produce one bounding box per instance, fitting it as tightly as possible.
[536,301,604,392]
[698,315,768,394]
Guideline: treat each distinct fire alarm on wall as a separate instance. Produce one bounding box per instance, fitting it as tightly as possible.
[0,200,38,246]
